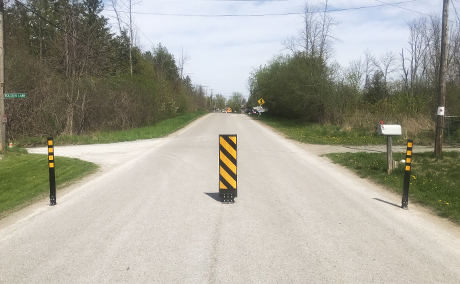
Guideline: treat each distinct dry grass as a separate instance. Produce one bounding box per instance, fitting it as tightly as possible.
[342,110,435,145]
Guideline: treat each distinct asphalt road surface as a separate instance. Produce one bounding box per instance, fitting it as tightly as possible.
[2,113,460,283]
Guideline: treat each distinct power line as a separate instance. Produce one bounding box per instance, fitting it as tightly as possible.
[132,21,155,47]
[108,1,156,49]
[375,0,430,16]
[451,0,460,23]
[103,1,418,17]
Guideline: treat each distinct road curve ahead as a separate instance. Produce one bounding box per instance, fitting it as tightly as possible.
[1,113,460,283]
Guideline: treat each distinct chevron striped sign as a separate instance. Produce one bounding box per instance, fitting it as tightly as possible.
[219,135,237,203]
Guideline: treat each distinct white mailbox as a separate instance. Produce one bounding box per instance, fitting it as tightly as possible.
[378,124,402,136]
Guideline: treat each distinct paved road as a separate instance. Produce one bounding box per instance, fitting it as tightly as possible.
[2,113,460,283]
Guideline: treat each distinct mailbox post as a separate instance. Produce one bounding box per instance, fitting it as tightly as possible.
[378,123,402,174]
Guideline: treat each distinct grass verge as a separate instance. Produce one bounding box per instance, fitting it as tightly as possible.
[0,111,207,217]
[253,115,460,223]
[254,115,415,146]
[326,151,460,223]
[0,147,98,217]
[14,111,208,147]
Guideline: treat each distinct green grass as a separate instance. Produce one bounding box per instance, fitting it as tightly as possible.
[0,147,98,216]
[14,111,207,147]
[255,115,390,145]
[327,151,460,223]
[0,111,206,217]
[254,115,460,223]
[254,115,434,146]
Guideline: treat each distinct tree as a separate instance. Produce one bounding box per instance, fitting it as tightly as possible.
[214,94,226,110]
[300,0,337,61]
[345,58,365,90]
[249,52,331,121]
[373,51,397,84]
[152,43,179,82]
[177,48,190,80]
[227,92,244,113]
[2,0,202,140]
[364,71,388,104]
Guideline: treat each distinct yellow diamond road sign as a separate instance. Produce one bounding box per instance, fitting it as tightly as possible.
[258,98,265,105]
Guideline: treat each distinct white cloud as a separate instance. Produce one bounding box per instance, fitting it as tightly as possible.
[102,0,445,98]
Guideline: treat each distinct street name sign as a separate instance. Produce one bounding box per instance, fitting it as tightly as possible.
[4,93,26,99]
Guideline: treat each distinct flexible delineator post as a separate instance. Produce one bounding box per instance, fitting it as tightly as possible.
[48,137,56,206]
[402,140,413,209]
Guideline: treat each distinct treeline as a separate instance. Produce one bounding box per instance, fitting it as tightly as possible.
[3,0,207,140]
[248,2,460,138]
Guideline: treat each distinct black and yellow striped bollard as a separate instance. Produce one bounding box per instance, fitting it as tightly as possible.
[219,135,237,203]
[402,139,413,210]
[48,137,57,206]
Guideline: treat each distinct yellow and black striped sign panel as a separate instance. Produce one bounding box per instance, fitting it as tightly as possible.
[48,138,55,168]
[219,135,237,195]
[405,140,413,172]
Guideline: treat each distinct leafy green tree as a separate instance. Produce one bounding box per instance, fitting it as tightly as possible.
[3,0,203,139]
[227,92,244,113]
[214,94,226,110]
[249,52,331,122]
[364,71,388,104]
[152,43,180,82]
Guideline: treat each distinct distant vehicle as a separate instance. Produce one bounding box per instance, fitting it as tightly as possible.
[246,108,259,115]
[226,107,232,113]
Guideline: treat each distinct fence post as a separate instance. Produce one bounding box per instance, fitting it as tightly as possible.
[48,137,56,206]
[401,139,413,210]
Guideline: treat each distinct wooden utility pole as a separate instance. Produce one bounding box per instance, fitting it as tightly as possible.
[435,0,449,157]
[0,0,6,153]
[129,0,133,77]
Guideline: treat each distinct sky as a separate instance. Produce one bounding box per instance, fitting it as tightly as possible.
[101,0,445,100]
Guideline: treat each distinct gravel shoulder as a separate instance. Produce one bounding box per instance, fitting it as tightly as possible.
[25,113,208,171]
[252,119,460,156]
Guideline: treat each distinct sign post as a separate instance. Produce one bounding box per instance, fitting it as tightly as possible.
[378,122,402,174]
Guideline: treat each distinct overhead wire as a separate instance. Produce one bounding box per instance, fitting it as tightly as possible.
[101,0,422,50]
[374,0,430,16]
[452,0,460,24]
[102,0,419,17]
[11,0,427,51]
[109,1,156,48]
[10,0,443,69]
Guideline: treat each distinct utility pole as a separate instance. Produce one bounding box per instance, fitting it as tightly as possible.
[203,86,209,111]
[210,89,214,111]
[129,0,133,77]
[0,0,6,153]
[435,0,449,157]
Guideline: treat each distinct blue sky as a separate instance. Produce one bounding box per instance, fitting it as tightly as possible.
[102,0,443,99]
